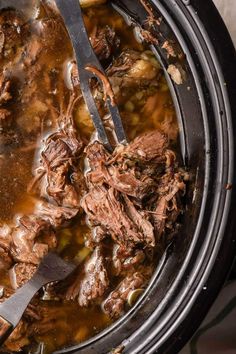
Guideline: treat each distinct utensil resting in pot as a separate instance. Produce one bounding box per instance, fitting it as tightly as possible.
[55,0,127,151]
[0,253,76,346]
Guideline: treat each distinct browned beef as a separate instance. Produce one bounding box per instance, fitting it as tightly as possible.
[0,9,28,61]
[0,247,12,270]
[90,26,120,61]
[23,36,42,67]
[152,171,186,240]
[0,74,11,104]
[112,245,145,276]
[86,142,155,199]
[85,225,107,248]
[66,246,109,306]
[0,225,12,270]
[85,131,167,200]
[0,73,12,130]
[0,224,12,250]
[11,216,52,265]
[41,136,81,207]
[82,130,187,280]
[37,202,79,228]
[123,130,167,164]
[152,196,167,241]
[9,263,37,289]
[103,272,146,318]
[31,96,84,212]
[0,108,11,123]
[123,195,155,246]
[81,186,155,249]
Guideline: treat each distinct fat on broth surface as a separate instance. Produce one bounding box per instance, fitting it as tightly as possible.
[0,1,179,353]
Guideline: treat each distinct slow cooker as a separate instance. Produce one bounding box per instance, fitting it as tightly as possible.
[54,0,236,353]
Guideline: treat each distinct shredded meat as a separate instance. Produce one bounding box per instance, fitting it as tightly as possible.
[90,25,120,62]
[0,74,11,104]
[85,130,168,200]
[82,186,155,249]
[123,130,167,163]
[103,272,146,318]
[37,202,79,228]
[66,246,109,306]
[9,263,37,289]
[112,245,146,276]
[11,216,51,265]
[106,50,161,100]
[0,9,28,61]
[31,95,84,210]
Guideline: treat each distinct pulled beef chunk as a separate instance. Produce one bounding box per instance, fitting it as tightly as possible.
[90,26,120,62]
[123,130,167,164]
[152,171,186,240]
[0,224,12,270]
[0,108,11,125]
[0,74,11,104]
[82,130,187,251]
[85,142,155,200]
[31,96,84,211]
[107,50,160,97]
[0,9,28,61]
[81,186,155,249]
[37,202,79,228]
[0,74,12,129]
[85,130,168,200]
[123,194,155,247]
[11,216,52,265]
[85,225,108,248]
[103,272,146,318]
[41,136,81,207]
[9,263,37,289]
[4,320,30,353]
[0,247,12,270]
[152,196,167,241]
[66,246,109,306]
[82,130,187,284]
[0,224,12,250]
[112,244,145,276]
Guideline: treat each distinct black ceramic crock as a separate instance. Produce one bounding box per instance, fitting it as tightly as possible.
[56,0,236,353]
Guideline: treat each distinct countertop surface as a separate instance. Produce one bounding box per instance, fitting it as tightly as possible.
[213,0,236,47]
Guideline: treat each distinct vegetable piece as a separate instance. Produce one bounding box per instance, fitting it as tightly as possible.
[74,247,91,264]
[127,288,144,307]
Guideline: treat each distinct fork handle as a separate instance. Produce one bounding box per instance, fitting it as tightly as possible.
[0,316,13,345]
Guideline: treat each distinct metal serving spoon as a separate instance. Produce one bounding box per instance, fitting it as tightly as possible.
[55,0,127,151]
[0,253,76,346]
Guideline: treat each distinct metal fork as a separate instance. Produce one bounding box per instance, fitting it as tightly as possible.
[55,0,127,151]
[0,253,76,346]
